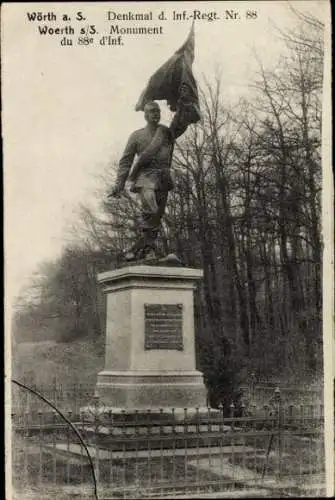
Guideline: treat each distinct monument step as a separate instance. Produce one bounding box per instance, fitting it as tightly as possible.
[78,422,273,444]
[43,442,265,462]
[101,483,275,499]
[78,422,233,435]
[160,489,275,498]
[79,426,263,451]
[80,406,222,423]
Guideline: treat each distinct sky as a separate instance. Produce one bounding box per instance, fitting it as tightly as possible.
[2,0,329,310]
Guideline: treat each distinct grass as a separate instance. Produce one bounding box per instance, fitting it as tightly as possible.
[229,432,324,477]
[12,338,105,388]
[12,439,248,498]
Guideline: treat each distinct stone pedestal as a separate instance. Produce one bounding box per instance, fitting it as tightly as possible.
[95,265,207,409]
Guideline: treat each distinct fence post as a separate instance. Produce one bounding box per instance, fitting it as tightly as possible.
[67,410,73,484]
[38,410,43,486]
[93,396,100,486]
[251,372,256,403]
[53,376,57,408]
[274,387,282,481]
[21,410,29,487]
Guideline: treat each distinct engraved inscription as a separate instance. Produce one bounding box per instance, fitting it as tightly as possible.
[145,304,183,350]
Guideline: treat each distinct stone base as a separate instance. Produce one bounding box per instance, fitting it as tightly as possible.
[124,253,184,268]
[95,370,207,409]
[80,405,221,426]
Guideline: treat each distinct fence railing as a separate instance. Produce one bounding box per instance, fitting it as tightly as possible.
[11,376,323,416]
[239,383,323,407]
[11,378,94,419]
[11,381,325,499]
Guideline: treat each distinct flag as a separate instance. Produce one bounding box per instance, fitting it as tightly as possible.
[135,23,201,124]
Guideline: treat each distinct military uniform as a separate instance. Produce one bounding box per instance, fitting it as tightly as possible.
[113,101,195,259]
[114,124,174,236]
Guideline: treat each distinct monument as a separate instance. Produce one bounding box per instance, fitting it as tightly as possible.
[95,264,207,409]
[94,24,207,412]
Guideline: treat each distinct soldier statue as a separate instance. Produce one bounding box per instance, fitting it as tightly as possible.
[108,97,193,262]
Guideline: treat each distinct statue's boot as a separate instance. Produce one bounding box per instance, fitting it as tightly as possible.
[124,228,158,261]
[123,238,144,261]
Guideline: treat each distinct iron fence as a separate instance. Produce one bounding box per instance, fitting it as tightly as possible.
[11,377,94,419]
[238,382,323,408]
[11,381,325,499]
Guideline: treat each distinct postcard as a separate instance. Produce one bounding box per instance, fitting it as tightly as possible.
[3,1,333,498]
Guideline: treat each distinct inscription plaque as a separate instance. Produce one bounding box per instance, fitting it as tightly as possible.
[144,304,183,350]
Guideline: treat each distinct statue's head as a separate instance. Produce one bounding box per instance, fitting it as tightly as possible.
[144,101,161,125]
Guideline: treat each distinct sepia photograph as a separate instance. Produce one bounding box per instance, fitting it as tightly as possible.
[3,1,333,498]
